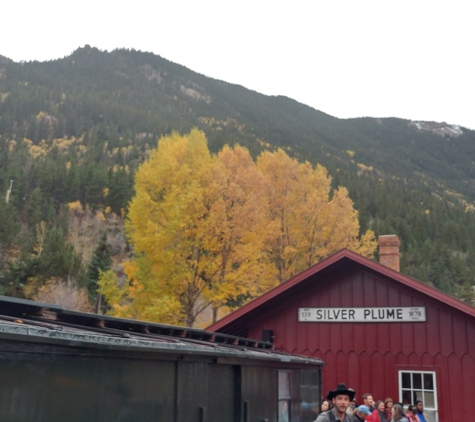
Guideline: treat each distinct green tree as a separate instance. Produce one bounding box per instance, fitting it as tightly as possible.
[0,201,21,264]
[21,224,86,298]
[87,232,112,308]
[107,167,131,214]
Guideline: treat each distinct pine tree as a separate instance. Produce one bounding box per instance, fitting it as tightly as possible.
[0,201,21,263]
[87,232,112,307]
[107,167,130,214]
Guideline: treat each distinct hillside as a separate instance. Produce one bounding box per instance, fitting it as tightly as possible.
[0,45,474,305]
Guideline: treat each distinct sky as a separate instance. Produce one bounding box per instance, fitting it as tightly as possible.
[2,0,474,129]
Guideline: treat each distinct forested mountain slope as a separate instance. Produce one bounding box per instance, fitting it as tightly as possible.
[0,45,474,305]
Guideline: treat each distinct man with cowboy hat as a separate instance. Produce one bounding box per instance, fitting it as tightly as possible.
[314,383,355,422]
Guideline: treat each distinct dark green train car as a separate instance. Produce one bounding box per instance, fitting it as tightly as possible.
[0,296,323,422]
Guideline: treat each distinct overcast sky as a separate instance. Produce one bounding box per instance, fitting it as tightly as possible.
[2,0,474,129]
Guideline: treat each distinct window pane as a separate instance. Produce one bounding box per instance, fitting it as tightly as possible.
[425,409,437,421]
[413,390,423,403]
[423,373,434,390]
[402,390,412,404]
[402,372,411,389]
[278,371,290,399]
[424,392,435,408]
[413,373,422,389]
[401,372,411,388]
[300,369,320,422]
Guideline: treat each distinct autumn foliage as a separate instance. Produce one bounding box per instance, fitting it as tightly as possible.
[99,130,376,327]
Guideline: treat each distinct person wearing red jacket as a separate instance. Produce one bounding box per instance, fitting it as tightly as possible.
[372,401,388,422]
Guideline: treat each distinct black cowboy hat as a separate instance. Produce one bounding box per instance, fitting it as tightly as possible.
[326,383,356,401]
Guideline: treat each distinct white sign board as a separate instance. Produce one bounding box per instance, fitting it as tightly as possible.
[298,307,426,322]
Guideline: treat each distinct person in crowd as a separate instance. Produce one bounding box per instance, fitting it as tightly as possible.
[362,393,375,412]
[372,400,388,422]
[405,405,420,422]
[390,404,408,422]
[414,400,429,422]
[384,398,394,421]
[321,399,332,413]
[352,405,372,422]
[346,398,357,416]
[315,383,355,422]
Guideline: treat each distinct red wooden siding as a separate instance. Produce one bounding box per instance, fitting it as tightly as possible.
[208,252,475,420]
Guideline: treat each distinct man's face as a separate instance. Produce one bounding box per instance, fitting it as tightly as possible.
[417,402,424,412]
[333,394,350,414]
[364,396,374,407]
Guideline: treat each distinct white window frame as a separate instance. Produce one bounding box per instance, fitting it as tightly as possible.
[398,370,438,421]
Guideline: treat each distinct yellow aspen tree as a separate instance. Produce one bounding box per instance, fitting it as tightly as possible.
[256,149,306,283]
[312,186,377,260]
[108,130,275,327]
[99,259,183,324]
[257,149,376,283]
[103,131,375,326]
[122,129,216,326]
[201,145,277,323]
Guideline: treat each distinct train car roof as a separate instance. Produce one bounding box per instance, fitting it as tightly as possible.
[0,295,324,367]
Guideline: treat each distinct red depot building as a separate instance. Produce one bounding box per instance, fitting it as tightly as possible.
[207,235,475,421]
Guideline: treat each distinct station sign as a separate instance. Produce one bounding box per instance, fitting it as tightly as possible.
[298,307,426,322]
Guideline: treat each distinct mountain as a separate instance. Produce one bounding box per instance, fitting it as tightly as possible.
[0,55,13,64]
[0,45,474,303]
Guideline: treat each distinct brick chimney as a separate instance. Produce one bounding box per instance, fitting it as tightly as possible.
[378,235,400,272]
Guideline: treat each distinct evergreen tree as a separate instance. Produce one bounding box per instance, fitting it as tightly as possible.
[66,163,81,203]
[0,201,21,263]
[84,164,107,209]
[42,229,82,277]
[107,168,130,214]
[27,187,45,228]
[87,232,112,308]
